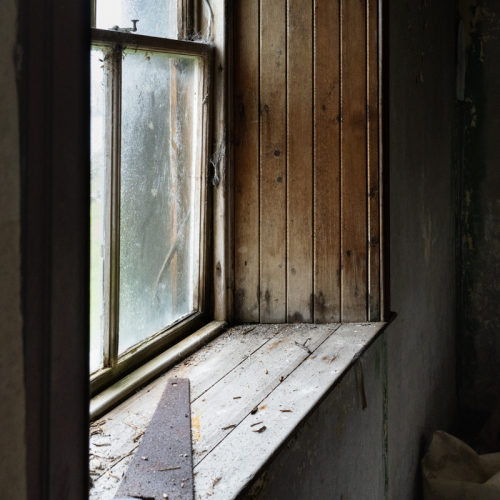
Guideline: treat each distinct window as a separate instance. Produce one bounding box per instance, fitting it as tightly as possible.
[90,0,213,391]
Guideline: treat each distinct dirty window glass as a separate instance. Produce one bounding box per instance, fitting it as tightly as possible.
[95,0,178,39]
[90,47,106,373]
[90,0,210,383]
[118,50,198,354]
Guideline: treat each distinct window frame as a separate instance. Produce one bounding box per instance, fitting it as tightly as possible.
[89,27,214,395]
[18,0,389,493]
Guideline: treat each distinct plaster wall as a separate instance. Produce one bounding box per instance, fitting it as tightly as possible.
[458,0,500,412]
[387,0,457,498]
[0,0,27,497]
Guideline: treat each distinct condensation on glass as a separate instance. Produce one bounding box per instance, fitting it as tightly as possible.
[90,47,106,373]
[95,0,178,39]
[118,50,199,354]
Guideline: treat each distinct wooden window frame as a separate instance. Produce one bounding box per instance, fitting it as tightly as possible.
[89,28,214,395]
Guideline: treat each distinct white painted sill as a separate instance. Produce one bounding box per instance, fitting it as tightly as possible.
[89,321,388,500]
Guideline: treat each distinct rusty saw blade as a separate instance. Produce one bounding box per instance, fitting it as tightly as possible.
[113,378,193,500]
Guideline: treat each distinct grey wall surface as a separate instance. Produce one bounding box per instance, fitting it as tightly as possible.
[458,0,500,412]
[242,1,458,499]
[0,0,28,497]
[242,334,387,500]
[387,0,457,499]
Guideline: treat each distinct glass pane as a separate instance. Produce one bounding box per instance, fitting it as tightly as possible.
[119,49,199,354]
[96,0,178,39]
[90,47,106,373]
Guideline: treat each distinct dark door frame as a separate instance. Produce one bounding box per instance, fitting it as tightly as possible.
[19,0,90,496]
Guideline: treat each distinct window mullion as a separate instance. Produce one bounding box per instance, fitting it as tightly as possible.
[177,0,194,40]
[91,0,96,28]
[102,46,122,368]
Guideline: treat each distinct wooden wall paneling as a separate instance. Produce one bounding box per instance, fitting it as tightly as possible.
[341,0,368,321]
[313,0,341,323]
[367,0,380,321]
[234,0,260,322]
[286,0,314,323]
[259,0,287,323]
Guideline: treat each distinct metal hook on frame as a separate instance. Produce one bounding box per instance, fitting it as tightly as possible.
[108,20,139,33]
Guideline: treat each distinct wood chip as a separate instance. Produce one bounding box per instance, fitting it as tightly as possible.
[250,421,263,427]
[280,409,292,413]
[252,426,267,433]
[330,347,345,363]
[124,421,143,432]
[158,466,180,471]
[250,407,258,415]
[264,369,268,374]
[90,419,106,428]
[294,341,312,354]
[279,376,284,382]
[221,424,236,431]
[233,396,241,399]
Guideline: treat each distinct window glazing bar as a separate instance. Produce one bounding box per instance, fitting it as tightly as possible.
[102,45,121,368]
[91,28,211,57]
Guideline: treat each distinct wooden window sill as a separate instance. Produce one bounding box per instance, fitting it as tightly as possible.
[89,321,388,500]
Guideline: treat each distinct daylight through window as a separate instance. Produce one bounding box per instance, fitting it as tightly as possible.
[90,1,212,384]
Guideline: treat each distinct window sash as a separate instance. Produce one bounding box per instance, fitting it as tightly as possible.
[91,0,194,39]
[90,28,213,394]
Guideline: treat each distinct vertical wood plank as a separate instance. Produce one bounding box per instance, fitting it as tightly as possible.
[212,0,234,322]
[287,0,313,323]
[341,0,368,321]
[260,0,287,323]
[234,0,260,322]
[367,0,380,321]
[314,0,341,323]
[379,0,386,321]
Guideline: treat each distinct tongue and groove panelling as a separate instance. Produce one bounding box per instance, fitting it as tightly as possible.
[234,0,381,323]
